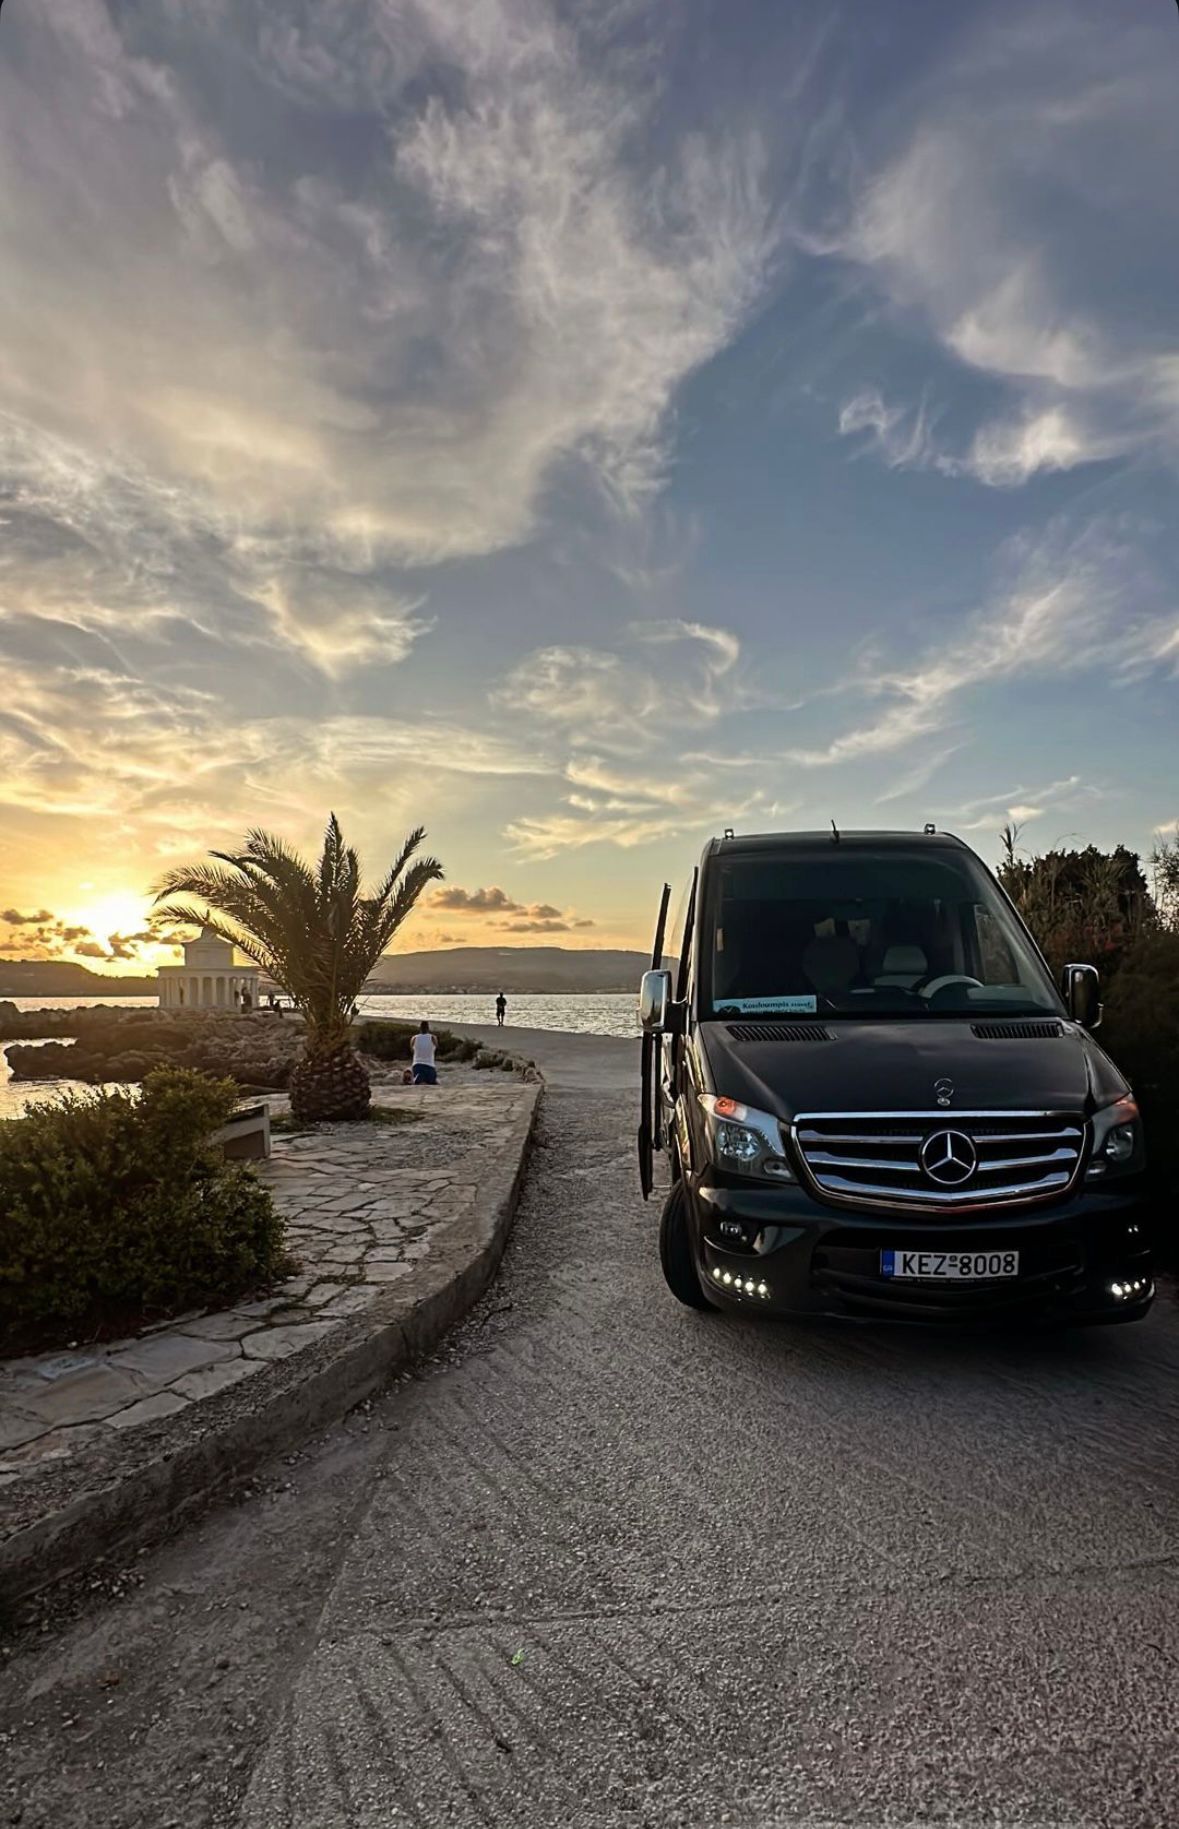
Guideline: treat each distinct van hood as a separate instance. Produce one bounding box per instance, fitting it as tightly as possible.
[697,1019,1126,1119]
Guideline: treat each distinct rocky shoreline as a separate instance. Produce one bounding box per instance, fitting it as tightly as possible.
[2,1007,300,1092]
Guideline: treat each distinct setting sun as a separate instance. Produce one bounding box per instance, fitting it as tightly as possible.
[66,892,151,940]
[46,890,184,973]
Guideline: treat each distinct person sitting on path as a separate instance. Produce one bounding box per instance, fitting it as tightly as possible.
[495,990,507,1027]
[411,1019,438,1085]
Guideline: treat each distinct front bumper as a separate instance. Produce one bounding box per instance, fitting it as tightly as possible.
[692,1175,1154,1325]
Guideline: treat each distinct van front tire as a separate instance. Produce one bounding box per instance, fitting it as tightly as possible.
[659,1181,717,1310]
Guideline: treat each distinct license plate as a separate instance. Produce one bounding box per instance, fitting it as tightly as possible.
[881,1248,1020,1281]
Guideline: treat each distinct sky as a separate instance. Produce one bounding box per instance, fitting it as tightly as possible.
[1,0,1178,974]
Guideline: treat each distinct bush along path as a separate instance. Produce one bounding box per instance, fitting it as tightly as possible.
[0,1069,286,1359]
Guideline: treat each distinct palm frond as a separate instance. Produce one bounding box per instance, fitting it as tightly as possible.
[154,817,442,1040]
[367,826,431,911]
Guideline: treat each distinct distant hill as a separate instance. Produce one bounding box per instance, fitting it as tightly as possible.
[368,946,662,995]
[1,945,664,1002]
[0,959,157,998]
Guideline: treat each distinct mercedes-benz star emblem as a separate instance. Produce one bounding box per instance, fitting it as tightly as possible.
[920,1129,978,1187]
[933,1077,954,1108]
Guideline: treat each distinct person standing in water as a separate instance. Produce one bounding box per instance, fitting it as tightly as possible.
[495,990,507,1027]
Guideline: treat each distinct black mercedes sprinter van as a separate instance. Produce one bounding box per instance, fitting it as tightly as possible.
[637,828,1154,1325]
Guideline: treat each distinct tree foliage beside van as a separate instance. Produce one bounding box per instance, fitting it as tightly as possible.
[999,827,1179,1256]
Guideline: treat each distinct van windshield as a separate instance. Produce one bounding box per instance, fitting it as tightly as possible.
[704,847,1064,1020]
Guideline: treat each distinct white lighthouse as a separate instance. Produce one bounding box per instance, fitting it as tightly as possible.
[156,926,261,1012]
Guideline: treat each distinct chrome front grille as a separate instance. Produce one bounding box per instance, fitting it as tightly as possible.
[791,1110,1086,1211]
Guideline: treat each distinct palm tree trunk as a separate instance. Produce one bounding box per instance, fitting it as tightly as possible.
[289,1040,371,1123]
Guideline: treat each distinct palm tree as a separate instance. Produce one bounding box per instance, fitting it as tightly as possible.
[154,815,443,1123]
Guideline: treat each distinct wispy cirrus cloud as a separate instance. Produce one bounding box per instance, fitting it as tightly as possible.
[837,388,941,474]
[836,389,1133,490]
[506,750,788,861]
[942,774,1100,835]
[779,518,1179,769]
[1,0,783,924]
[828,2,1179,487]
[0,633,554,869]
[3,1,1175,934]
[495,618,748,755]
[492,617,794,855]
[2,0,778,606]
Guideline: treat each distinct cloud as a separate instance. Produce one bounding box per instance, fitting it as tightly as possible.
[831,4,1179,482]
[431,885,590,931]
[837,389,940,472]
[944,775,1103,837]
[779,519,1179,768]
[495,619,750,754]
[0,903,178,966]
[838,388,1136,489]
[0,411,432,676]
[0,909,108,960]
[433,886,523,915]
[873,747,965,807]
[0,0,779,639]
[0,1,789,906]
[500,918,580,933]
[0,622,553,866]
[506,753,782,859]
[958,405,1134,488]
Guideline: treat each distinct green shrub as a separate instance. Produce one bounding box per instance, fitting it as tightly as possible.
[0,1067,287,1350]
[996,833,1179,1270]
[1099,933,1179,1256]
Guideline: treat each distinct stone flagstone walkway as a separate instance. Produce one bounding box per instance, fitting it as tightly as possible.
[0,1078,532,1479]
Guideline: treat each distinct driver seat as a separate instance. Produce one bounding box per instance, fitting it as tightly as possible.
[874,943,927,989]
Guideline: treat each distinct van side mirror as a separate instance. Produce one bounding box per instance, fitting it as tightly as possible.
[639,969,672,1032]
[1063,963,1101,1030]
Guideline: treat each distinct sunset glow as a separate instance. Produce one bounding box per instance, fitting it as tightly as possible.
[2,1,1178,977]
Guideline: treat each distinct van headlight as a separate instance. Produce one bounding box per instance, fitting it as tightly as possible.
[698,1094,796,1182]
[1087,1096,1143,1180]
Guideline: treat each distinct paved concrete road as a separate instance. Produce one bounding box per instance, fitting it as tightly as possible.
[3,1029,1177,1829]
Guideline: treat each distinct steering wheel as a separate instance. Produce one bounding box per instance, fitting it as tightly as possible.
[919,974,983,998]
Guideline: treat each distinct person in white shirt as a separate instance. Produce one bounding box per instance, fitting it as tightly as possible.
[410,1020,438,1085]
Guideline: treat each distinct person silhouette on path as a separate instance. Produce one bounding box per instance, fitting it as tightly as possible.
[495,991,507,1027]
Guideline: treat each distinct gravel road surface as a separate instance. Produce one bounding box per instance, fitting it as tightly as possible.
[2,1027,1176,1829]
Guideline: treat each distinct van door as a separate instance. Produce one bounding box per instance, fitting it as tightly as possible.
[663,867,697,1148]
[637,881,671,1200]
